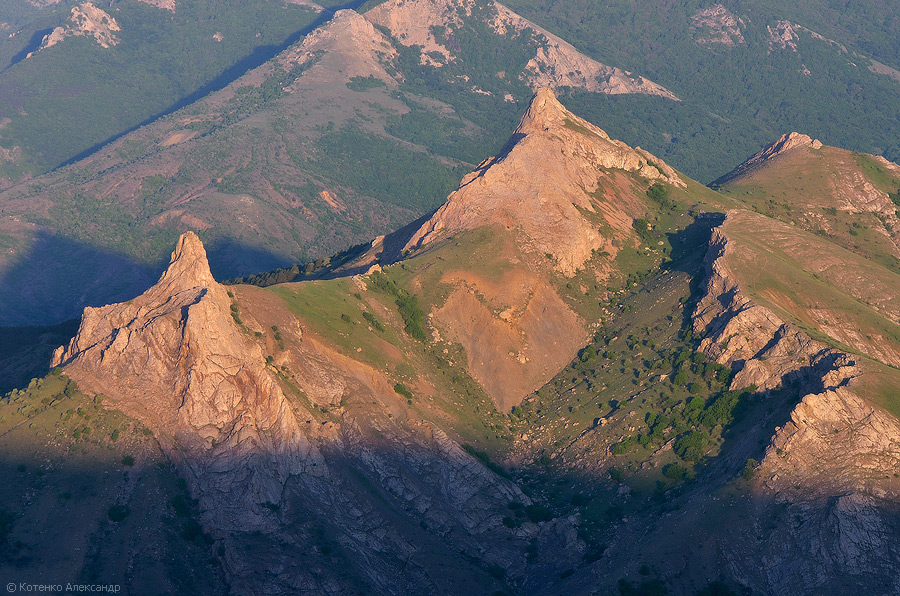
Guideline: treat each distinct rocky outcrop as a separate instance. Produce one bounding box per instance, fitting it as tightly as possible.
[690,4,745,46]
[490,3,677,99]
[53,232,580,594]
[715,132,822,184]
[280,9,398,86]
[767,20,801,52]
[691,212,900,592]
[692,220,848,392]
[136,0,176,10]
[404,88,683,275]
[53,232,319,532]
[365,0,677,99]
[30,2,121,57]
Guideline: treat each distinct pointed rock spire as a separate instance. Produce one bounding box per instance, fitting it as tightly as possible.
[515,87,572,134]
[152,231,217,297]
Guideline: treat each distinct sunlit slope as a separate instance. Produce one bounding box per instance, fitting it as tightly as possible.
[716,134,900,272]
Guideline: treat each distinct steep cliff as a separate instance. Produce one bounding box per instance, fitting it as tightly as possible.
[52,232,317,532]
[687,210,900,594]
[52,231,580,594]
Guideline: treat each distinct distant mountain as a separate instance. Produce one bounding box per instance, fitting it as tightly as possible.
[501,0,900,183]
[0,0,355,185]
[0,0,676,325]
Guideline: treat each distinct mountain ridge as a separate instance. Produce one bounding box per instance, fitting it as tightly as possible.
[5,49,900,595]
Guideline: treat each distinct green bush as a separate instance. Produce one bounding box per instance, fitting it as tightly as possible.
[393,383,413,400]
[662,463,690,480]
[673,430,710,462]
[362,311,385,332]
[396,293,427,342]
[524,504,553,523]
[742,458,758,480]
[346,75,387,92]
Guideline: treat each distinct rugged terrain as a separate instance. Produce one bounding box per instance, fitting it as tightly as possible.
[0,0,676,326]
[0,88,894,595]
[5,0,900,334]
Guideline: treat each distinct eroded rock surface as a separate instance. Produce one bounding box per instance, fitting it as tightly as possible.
[405,88,683,275]
[689,213,900,593]
[53,232,316,531]
[31,2,121,56]
[366,0,677,99]
[54,231,579,594]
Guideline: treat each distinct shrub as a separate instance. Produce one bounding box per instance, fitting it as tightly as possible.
[393,383,413,400]
[362,311,385,331]
[524,504,553,523]
[742,458,758,480]
[121,455,135,466]
[674,431,710,462]
[396,293,427,342]
[346,75,387,92]
[170,495,191,516]
[662,463,690,480]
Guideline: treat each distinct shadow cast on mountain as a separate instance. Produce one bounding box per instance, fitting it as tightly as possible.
[5,28,55,71]
[0,319,79,393]
[0,231,156,327]
[204,237,294,282]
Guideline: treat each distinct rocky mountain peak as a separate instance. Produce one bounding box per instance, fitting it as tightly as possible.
[153,231,217,296]
[514,87,571,133]
[52,232,312,530]
[404,88,683,274]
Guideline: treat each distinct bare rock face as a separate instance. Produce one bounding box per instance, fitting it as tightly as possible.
[726,132,823,180]
[764,387,900,500]
[365,0,677,99]
[690,4,745,47]
[767,20,801,52]
[30,2,121,57]
[280,9,398,87]
[692,221,848,392]
[405,88,683,275]
[53,232,319,532]
[136,0,176,10]
[691,213,900,592]
[712,131,823,185]
[53,232,581,594]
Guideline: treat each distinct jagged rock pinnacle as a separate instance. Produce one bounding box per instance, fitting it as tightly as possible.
[516,87,570,133]
[51,231,309,531]
[152,231,217,296]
